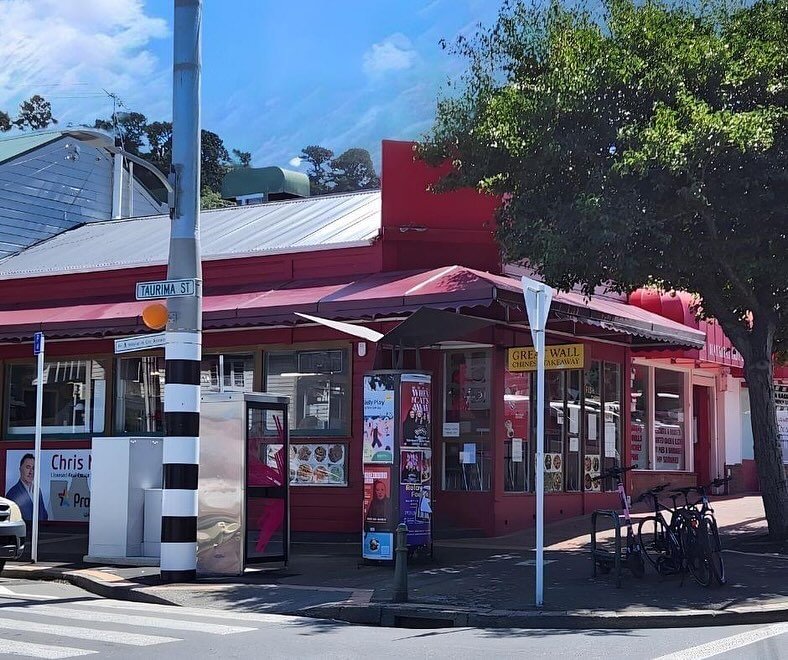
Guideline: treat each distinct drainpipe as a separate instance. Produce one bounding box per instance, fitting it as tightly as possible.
[111,152,124,219]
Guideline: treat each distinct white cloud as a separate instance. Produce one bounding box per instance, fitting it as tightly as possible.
[362,33,417,77]
[0,0,169,122]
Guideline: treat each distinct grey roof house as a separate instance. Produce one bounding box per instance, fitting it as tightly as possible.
[0,129,167,260]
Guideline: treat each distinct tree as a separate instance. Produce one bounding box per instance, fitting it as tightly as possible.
[0,111,11,133]
[144,121,173,173]
[94,111,148,155]
[200,129,231,193]
[420,0,788,539]
[200,186,233,210]
[232,148,252,167]
[13,95,57,131]
[330,148,380,192]
[299,145,334,195]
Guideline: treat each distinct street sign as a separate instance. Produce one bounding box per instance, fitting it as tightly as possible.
[115,332,166,354]
[33,331,44,356]
[521,275,554,609]
[136,278,197,300]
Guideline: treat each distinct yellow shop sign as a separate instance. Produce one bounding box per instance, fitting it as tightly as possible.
[507,344,585,372]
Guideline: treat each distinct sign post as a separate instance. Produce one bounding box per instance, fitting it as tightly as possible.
[32,331,45,563]
[521,276,553,607]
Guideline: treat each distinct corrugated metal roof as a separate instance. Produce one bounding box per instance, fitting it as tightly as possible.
[0,190,381,278]
[0,131,63,165]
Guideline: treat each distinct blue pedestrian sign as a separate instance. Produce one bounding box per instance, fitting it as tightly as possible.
[33,332,44,356]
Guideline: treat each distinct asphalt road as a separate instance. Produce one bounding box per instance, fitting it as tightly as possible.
[0,580,784,659]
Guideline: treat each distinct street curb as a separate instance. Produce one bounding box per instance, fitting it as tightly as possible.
[6,564,788,630]
[2,565,175,607]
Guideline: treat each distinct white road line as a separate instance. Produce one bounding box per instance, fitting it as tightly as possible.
[654,622,788,660]
[0,616,180,646]
[0,587,51,600]
[76,598,303,624]
[1,605,256,635]
[0,638,95,659]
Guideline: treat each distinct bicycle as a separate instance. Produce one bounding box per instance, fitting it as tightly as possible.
[637,486,713,587]
[591,465,645,579]
[679,477,731,586]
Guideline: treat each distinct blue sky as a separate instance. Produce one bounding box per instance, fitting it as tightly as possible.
[0,0,500,171]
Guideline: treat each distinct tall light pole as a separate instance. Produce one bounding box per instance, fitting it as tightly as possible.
[161,0,202,583]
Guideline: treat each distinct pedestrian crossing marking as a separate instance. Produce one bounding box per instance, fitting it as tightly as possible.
[0,617,179,646]
[0,605,256,635]
[0,638,95,659]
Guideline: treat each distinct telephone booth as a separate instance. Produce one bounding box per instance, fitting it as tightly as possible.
[198,392,290,575]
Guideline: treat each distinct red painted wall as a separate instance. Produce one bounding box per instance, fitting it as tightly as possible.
[380,140,502,274]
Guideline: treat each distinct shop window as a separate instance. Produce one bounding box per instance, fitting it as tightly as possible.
[654,368,686,470]
[115,356,164,434]
[583,361,602,490]
[503,369,531,492]
[201,354,255,392]
[565,370,582,492]
[443,350,492,491]
[631,365,650,468]
[265,349,350,436]
[603,362,622,470]
[542,371,565,492]
[6,360,107,436]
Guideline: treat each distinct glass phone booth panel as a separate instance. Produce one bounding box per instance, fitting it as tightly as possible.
[246,402,289,564]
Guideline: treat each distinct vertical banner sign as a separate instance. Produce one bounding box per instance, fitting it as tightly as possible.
[399,374,432,548]
[362,466,393,559]
[363,375,395,463]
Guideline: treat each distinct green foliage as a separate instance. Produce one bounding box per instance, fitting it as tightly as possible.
[92,111,248,194]
[420,0,788,357]
[232,149,252,167]
[200,186,233,210]
[0,95,58,132]
[299,145,380,195]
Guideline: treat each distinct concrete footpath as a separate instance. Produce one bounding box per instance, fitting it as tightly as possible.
[5,496,787,629]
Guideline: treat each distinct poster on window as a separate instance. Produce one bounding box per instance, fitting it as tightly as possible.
[4,449,91,522]
[543,452,563,491]
[655,424,685,470]
[777,410,788,463]
[584,454,601,492]
[399,449,432,546]
[363,466,393,559]
[400,374,431,449]
[363,375,395,463]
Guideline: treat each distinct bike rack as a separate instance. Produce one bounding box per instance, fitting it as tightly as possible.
[591,509,622,588]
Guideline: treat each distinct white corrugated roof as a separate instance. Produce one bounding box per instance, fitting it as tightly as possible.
[0,190,381,278]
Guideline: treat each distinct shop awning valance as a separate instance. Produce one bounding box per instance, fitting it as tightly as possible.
[0,265,705,349]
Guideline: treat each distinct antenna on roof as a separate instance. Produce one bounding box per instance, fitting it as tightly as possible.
[102,90,126,149]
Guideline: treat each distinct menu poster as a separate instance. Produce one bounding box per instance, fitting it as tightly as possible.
[778,410,788,462]
[363,374,395,463]
[543,452,562,491]
[400,374,431,449]
[584,454,601,492]
[399,449,432,546]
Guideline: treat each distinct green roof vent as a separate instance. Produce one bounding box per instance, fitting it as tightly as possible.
[221,166,310,203]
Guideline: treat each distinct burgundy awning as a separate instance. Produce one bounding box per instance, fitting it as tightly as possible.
[0,266,705,349]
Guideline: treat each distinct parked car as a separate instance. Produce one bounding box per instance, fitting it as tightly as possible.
[0,496,25,572]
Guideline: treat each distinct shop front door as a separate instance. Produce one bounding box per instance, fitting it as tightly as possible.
[693,385,712,486]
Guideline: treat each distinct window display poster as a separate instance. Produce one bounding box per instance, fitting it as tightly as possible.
[363,374,395,463]
[5,449,91,522]
[655,424,685,470]
[543,452,562,491]
[584,454,601,492]
[399,449,431,546]
[363,466,393,559]
[400,373,431,449]
[512,438,523,463]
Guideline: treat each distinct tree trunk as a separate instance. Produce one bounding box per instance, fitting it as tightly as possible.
[743,341,788,542]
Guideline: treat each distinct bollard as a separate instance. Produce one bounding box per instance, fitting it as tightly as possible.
[392,523,408,603]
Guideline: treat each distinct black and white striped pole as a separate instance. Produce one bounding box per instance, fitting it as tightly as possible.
[161,0,202,583]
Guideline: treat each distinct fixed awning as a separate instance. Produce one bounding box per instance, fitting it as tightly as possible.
[0,265,705,349]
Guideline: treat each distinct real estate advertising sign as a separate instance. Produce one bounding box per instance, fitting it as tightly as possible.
[4,449,91,522]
